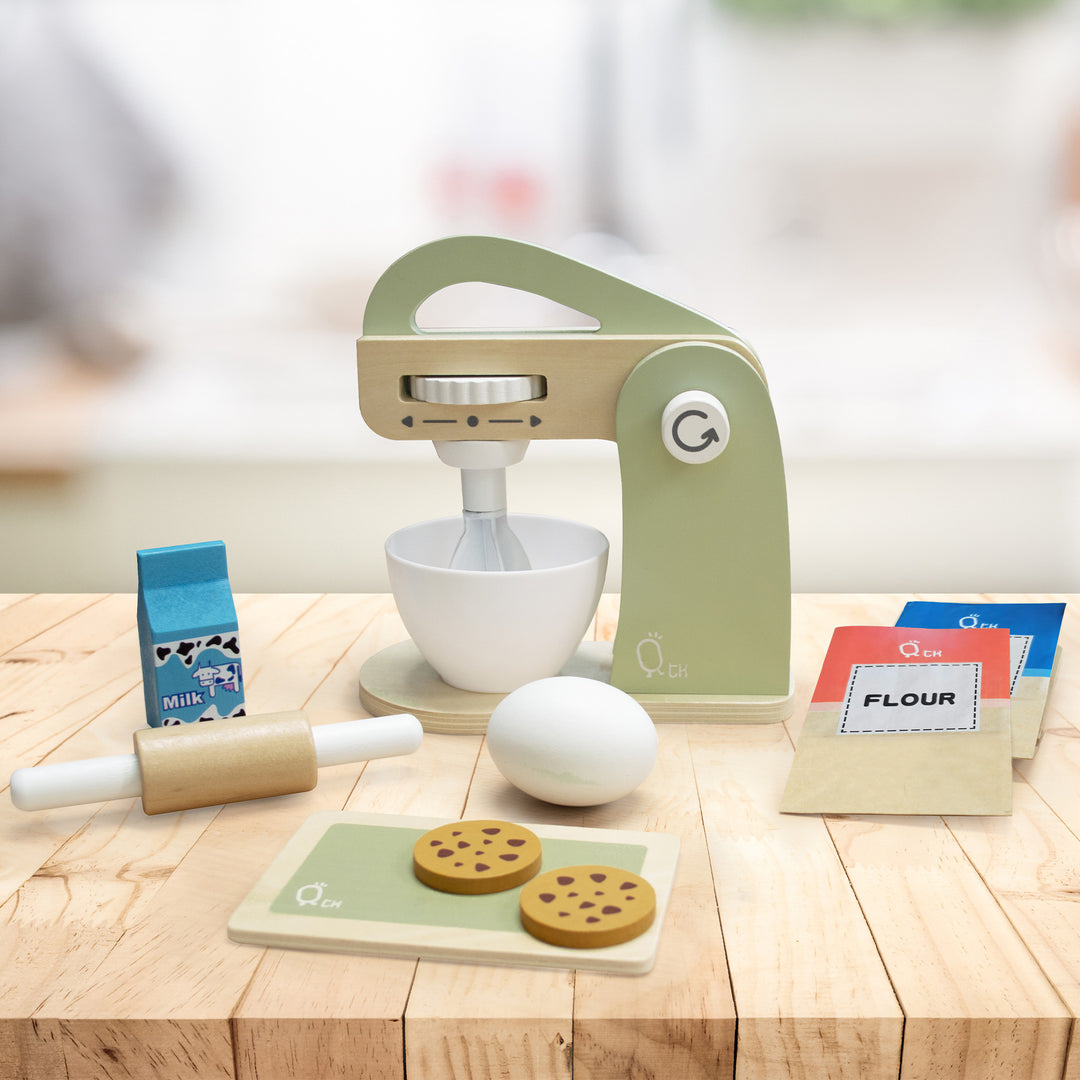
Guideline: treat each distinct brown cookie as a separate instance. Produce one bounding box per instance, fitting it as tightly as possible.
[519,865,656,948]
[413,819,542,895]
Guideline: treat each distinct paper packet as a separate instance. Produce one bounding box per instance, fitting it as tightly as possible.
[895,601,1064,758]
[781,625,1012,816]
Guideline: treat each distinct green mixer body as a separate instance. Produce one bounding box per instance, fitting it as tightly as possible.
[356,235,792,722]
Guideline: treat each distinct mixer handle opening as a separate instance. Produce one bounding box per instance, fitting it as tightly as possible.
[362,235,730,339]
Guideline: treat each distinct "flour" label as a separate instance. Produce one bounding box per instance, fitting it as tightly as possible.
[838,661,981,735]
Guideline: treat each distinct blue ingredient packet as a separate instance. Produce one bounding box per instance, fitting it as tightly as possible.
[137,541,246,727]
[895,601,1065,758]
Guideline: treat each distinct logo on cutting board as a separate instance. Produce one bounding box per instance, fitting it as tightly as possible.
[295,882,342,910]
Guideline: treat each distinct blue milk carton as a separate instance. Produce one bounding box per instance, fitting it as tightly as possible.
[137,541,246,726]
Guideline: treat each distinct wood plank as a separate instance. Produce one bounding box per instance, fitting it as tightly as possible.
[0,593,180,1078]
[231,731,483,1080]
[690,722,903,1080]
[0,799,223,1080]
[569,726,735,1080]
[0,594,104,656]
[0,912,120,1080]
[395,602,627,1080]
[2,592,1078,1080]
[1013,597,1080,827]
[403,737,576,1080]
[232,594,484,1080]
[0,594,138,768]
[22,594,345,1080]
[826,815,1071,1080]
[791,595,1075,1079]
[1,593,316,1080]
[2,631,139,770]
[231,592,343,716]
[0,593,319,913]
[405,963,575,1080]
[401,714,734,1080]
[0,598,145,912]
[389,593,716,1080]
[693,594,903,1080]
[998,599,1080,1079]
[0,595,315,911]
[571,594,736,1079]
[944,779,1080,1080]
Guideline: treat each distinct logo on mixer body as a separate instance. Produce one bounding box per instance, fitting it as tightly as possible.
[635,632,687,679]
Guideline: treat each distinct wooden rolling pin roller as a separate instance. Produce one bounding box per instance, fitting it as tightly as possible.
[9,710,423,814]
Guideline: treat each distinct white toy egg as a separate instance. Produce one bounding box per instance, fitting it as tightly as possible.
[486,676,658,806]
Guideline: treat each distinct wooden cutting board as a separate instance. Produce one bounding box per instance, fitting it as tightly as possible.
[228,810,680,975]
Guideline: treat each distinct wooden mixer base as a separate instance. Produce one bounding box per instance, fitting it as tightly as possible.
[358,640,794,734]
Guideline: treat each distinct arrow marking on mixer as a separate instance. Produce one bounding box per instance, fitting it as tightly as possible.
[672,409,720,454]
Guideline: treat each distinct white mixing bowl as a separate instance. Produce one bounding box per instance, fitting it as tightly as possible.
[386,514,609,694]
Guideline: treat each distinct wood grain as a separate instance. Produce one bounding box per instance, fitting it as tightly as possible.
[944,781,1080,1080]
[18,594,340,1080]
[0,594,104,655]
[0,594,140,766]
[228,593,481,1080]
[403,743,575,1080]
[571,725,735,1080]
[1007,597,1080,1079]
[232,733,483,1080]
[827,815,1071,1079]
[356,333,760,444]
[2,593,1079,1080]
[689,722,903,1080]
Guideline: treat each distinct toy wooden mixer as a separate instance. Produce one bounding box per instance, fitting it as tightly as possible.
[355,235,792,732]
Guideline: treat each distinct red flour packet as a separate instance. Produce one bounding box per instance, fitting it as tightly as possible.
[781,625,1012,816]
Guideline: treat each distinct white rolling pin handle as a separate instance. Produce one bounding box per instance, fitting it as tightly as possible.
[8,714,424,812]
[9,754,142,812]
[313,714,422,768]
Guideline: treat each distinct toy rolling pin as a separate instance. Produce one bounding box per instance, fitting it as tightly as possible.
[9,710,422,815]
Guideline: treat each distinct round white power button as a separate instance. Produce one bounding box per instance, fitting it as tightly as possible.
[661,391,730,463]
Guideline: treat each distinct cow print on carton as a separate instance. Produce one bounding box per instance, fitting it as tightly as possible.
[155,636,241,667]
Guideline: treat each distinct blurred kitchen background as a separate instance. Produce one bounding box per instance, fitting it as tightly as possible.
[3,0,1080,594]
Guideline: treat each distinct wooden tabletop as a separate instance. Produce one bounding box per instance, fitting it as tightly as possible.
[2,592,1079,1080]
